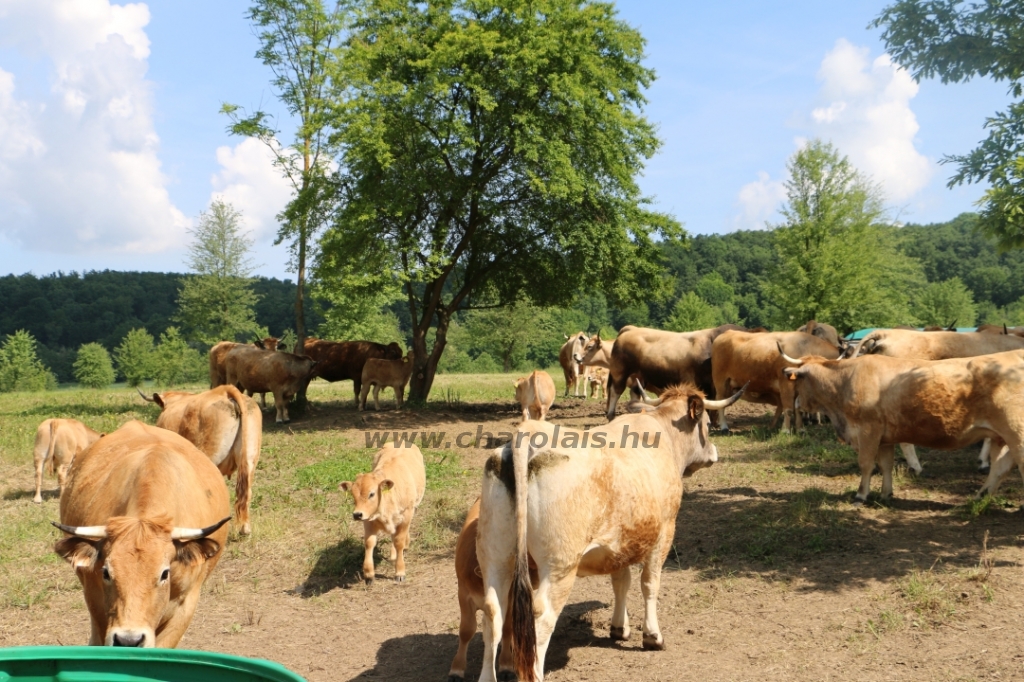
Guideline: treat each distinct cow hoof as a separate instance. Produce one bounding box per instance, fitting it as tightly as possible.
[496,671,517,682]
[610,626,629,641]
[852,497,865,508]
[32,497,42,504]
[979,465,991,475]
[364,576,374,586]
[395,574,405,583]
[642,634,665,651]
[448,675,465,682]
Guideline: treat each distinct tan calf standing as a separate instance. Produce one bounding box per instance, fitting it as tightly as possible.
[514,370,555,422]
[33,419,102,504]
[359,351,414,411]
[340,444,426,583]
[586,366,607,401]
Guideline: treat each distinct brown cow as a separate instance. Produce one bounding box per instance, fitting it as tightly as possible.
[53,420,230,647]
[782,351,1024,505]
[797,320,847,352]
[712,330,839,433]
[476,385,743,682]
[359,351,414,411]
[33,418,102,504]
[514,370,556,421]
[339,444,426,583]
[208,341,243,388]
[301,338,403,402]
[605,324,745,420]
[140,385,262,535]
[558,332,588,398]
[224,346,317,423]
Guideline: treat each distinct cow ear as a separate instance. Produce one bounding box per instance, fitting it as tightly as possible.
[174,538,220,565]
[339,481,352,492]
[153,393,165,409]
[55,537,98,570]
[380,479,394,492]
[688,395,704,421]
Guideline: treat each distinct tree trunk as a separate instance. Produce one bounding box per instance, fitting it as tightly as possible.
[294,139,311,402]
[408,312,449,403]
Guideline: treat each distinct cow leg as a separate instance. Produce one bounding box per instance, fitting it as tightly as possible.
[32,445,46,505]
[900,443,923,476]
[609,565,631,641]
[479,563,512,682]
[56,463,69,497]
[979,438,992,474]
[273,391,289,423]
[393,510,412,582]
[639,552,666,650]
[522,406,531,422]
[396,386,404,411]
[978,442,1014,498]
[769,404,783,430]
[449,591,478,682]
[358,382,370,411]
[606,378,625,421]
[854,441,881,505]
[878,443,896,500]
[353,378,362,404]
[361,524,378,583]
[533,570,577,681]
[258,392,267,409]
[373,385,382,411]
[233,438,256,537]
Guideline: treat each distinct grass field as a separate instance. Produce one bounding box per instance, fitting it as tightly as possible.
[1,374,1023,680]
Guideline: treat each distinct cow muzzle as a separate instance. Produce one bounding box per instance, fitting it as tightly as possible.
[108,627,153,648]
[352,511,365,521]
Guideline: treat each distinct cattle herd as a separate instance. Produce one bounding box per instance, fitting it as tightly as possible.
[26,323,1024,681]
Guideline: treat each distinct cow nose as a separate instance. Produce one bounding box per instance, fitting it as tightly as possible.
[112,632,145,647]
[352,511,363,521]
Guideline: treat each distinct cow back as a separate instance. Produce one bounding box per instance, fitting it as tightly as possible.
[303,339,400,383]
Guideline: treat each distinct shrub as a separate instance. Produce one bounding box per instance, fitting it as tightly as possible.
[73,343,116,388]
[152,327,206,386]
[114,328,156,387]
[0,330,57,392]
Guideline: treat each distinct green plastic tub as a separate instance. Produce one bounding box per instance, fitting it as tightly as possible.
[0,647,306,682]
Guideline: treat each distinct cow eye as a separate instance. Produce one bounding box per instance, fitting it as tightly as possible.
[160,568,170,583]
[102,566,111,582]
[368,492,375,499]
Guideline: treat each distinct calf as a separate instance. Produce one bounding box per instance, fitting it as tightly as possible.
[514,370,556,421]
[476,384,744,682]
[359,351,414,411]
[586,366,608,401]
[783,350,1024,504]
[340,444,426,583]
[33,418,102,504]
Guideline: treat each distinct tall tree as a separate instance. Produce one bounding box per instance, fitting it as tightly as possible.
[222,0,345,369]
[175,201,263,345]
[874,1,1024,248]
[762,140,923,332]
[320,0,679,401]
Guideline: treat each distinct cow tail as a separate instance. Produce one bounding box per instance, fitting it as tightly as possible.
[46,419,58,476]
[224,385,251,527]
[511,437,536,682]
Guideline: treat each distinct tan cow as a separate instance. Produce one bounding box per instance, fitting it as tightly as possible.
[558,332,588,398]
[476,384,744,682]
[139,385,262,535]
[208,341,242,388]
[224,346,318,423]
[358,351,414,411]
[712,330,840,433]
[851,328,1024,473]
[339,443,426,583]
[586,366,608,401]
[781,350,1024,505]
[53,420,230,647]
[33,418,102,504]
[605,324,745,421]
[514,370,556,421]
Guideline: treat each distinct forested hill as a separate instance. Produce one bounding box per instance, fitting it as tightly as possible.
[0,272,312,381]
[4,212,1024,381]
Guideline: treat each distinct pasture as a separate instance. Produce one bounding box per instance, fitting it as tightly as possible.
[1,375,1022,681]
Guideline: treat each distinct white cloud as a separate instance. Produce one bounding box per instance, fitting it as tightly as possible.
[210,138,294,241]
[735,171,787,229]
[808,39,932,202]
[0,0,188,254]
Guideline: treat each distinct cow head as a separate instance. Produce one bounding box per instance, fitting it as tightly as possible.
[53,515,228,647]
[577,333,606,366]
[340,474,393,522]
[567,332,588,364]
[385,342,403,360]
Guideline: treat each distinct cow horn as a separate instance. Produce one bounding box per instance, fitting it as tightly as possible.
[170,516,231,540]
[776,341,804,366]
[946,319,957,331]
[52,522,107,539]
[136,387,156,403]
[703,383,748,411]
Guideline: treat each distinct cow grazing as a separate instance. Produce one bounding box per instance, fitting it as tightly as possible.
[224,346,317,423]
[140,386,262,535]
[712,330,840,433]
[33,418,102,504]
[514,370,556,421]
[53,420,230,647]
[558,332,588,397]
[359,351,414,411]
[851,328,1024,472]
[301,338,403,402]
[340,443,426,583]
[781,350,1024,505]
[476,384,744,682]
[605,324,745,421]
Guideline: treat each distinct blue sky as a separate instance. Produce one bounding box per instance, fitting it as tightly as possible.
[0,0,1010,279]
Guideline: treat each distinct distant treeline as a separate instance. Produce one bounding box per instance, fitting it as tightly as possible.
[4,212,1021,381]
